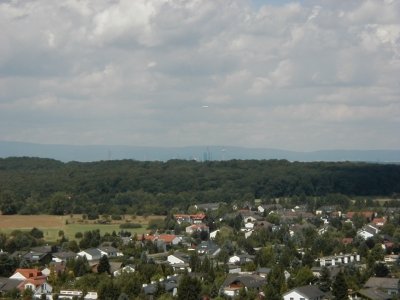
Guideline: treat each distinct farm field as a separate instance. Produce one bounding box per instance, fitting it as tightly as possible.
[0,214,163,242]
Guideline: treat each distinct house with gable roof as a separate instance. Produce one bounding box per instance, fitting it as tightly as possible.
[10,268,46,281]
[77,248,102,261]
[52,251,77,263]
[0,278,21,296]
[364,277,400,296]
[196,240,221,256]
[358,224,380,240]
[98,245,123,258]
[17,277,52,299]
[220,273,266,297]
[167,252,191,272]
[283,285,326,300]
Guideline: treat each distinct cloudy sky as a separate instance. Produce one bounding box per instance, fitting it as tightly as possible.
[1,0,399,151]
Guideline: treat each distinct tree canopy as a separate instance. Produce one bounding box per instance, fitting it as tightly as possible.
[1,157,400,215]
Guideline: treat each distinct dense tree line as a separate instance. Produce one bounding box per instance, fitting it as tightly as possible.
[1,157,399,215]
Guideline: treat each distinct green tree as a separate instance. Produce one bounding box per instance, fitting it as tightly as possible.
[264,265,286,300]
[293,266,315,287]
[177,272,202,300]
[373,262,389,277]
[332,271,348,300]
[318,266,331,292]
[97,255,111,274]
[98,277,120,300]
[29,227,44,239]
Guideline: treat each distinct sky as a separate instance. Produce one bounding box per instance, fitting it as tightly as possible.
[0,0,399,151]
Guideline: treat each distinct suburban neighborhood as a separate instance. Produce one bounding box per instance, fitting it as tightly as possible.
[1,197,400,299]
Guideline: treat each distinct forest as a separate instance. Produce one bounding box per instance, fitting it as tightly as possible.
[1,157,400,216]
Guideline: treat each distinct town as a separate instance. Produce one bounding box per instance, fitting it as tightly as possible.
[1,197,399,300]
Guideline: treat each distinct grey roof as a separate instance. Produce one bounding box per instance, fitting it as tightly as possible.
[143,275,180,295]
[196,241,220,255]
[357,288,392,300]
[285,285,325,299]
[98,246,118,253]
[0,277,21,292]
[361,224,380,236]
[53,251,76,260]
[22,251,50,262]
[364,277,400,290]
[30,245,53,253]
[171,252,190,263]
[256,267,271,274]
[81,248,102,257]
[222,274,266,289]
[196,202,222,210]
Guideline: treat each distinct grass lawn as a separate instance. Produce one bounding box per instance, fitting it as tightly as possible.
[0,214,163,242]
[43,224,149,242]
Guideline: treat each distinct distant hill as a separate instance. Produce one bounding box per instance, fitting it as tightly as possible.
[0,141,400,163]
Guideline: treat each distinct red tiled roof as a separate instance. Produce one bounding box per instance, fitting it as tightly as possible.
[342,238,354,245]
[17,277,47,291]
[346,211,374,219]
[372,218,386,225]
[13,268,43,279]
[158,234,177,243]
[140,234,177,243]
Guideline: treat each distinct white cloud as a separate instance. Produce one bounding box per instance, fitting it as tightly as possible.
[0,0,399,150]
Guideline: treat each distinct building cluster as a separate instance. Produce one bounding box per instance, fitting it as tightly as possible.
[1,200,400,299]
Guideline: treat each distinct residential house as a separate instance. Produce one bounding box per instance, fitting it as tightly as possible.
[10,268,46,281]
[355,288,392,300]
[315,205,340,216]
[372,217,387,227]
[167,252,190,265]
[220,273,266,297]
[52,251,77,263]
[315,253,360,267]
[283,285,325,300]
[113,265,135,277]
[174,213,206,224]
[384,254,399,265]
[209,229,220,240]
[41,262,67,277]
[342,238,354,245]
[17,278,52,299]
[358,224,380,240]
[364,277,400,296]
[196,240,221,256]
[186,224,209,235]
[142,275,179,297]
[346,211,375,222]
[227,264,241,274]
[0,278,20,297]
[258,204,283,214]
[98,245,123,258]
[256,267,271,278]
[195,203,221,211]
[77,248,102,261]
[58,290,98,299]
[228,254,255,265]
[167,252,191,272]
[11,250,52,265]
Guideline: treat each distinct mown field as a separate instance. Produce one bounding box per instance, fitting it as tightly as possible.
[0,214,163,242]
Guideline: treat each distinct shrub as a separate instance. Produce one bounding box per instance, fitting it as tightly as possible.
[119,223,142,229]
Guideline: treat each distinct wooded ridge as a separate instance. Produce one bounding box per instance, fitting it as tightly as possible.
[1,157,399,215]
